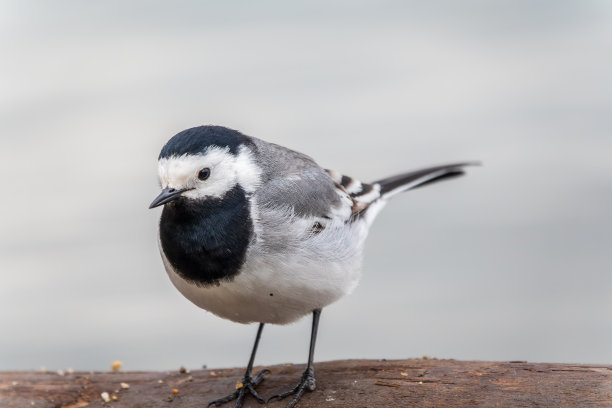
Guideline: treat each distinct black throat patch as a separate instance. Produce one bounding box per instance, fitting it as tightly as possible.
[159,185,253,286]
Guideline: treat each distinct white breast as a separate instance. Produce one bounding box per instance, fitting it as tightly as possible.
[160,205,375,325]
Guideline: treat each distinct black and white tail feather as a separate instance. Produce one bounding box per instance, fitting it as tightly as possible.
[327,162,478,221]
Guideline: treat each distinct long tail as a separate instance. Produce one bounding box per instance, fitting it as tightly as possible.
[373,162,479,199]
[326,162,478,222]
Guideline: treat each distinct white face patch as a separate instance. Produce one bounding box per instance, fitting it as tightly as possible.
[157,145,262,199]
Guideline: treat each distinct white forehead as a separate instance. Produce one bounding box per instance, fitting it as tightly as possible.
[157,145,262,197]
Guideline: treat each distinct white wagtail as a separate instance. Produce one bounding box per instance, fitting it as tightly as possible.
[150,125,476,408]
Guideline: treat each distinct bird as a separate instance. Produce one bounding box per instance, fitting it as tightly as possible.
[149,125,476,408]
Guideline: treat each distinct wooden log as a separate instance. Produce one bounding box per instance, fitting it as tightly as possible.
[1,359,611,407]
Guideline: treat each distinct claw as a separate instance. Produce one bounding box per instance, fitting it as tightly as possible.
[206,369,269,408]
[267,367,315,408]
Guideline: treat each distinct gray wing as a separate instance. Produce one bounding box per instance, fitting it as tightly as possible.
[255,166,346,219]
[250,135,477,224]
[250,138,348,219]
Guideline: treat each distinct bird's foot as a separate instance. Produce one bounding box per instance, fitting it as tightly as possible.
[268,366,315,408]
[207,368,270,408]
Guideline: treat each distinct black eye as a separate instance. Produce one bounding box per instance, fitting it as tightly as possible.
[198,168,211,181]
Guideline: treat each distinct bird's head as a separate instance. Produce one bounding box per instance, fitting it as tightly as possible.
[149,126,262,209]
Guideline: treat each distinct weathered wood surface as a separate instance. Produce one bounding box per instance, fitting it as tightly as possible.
[1,359,612,407]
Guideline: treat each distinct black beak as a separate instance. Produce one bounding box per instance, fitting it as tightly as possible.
[149,187,193,209]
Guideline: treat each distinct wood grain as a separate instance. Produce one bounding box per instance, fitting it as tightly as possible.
[2,359,611,407]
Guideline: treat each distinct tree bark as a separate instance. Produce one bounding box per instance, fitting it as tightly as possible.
[1,359,611,407]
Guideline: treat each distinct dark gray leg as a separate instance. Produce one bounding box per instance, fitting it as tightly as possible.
[207,323,270,407]
[268,309,322,408]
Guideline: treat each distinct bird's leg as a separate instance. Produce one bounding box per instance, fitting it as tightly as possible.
[268,309,321,408]
[207,323,270,408]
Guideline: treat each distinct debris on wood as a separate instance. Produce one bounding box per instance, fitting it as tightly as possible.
[100,391,111,402]
[111,360,122,372]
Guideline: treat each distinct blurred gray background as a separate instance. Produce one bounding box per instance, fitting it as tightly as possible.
[1,1,611,371]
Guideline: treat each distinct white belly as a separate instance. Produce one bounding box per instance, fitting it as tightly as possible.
[161,215,371,325]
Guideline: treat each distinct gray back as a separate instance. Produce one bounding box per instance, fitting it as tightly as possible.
[250,138,342,218]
